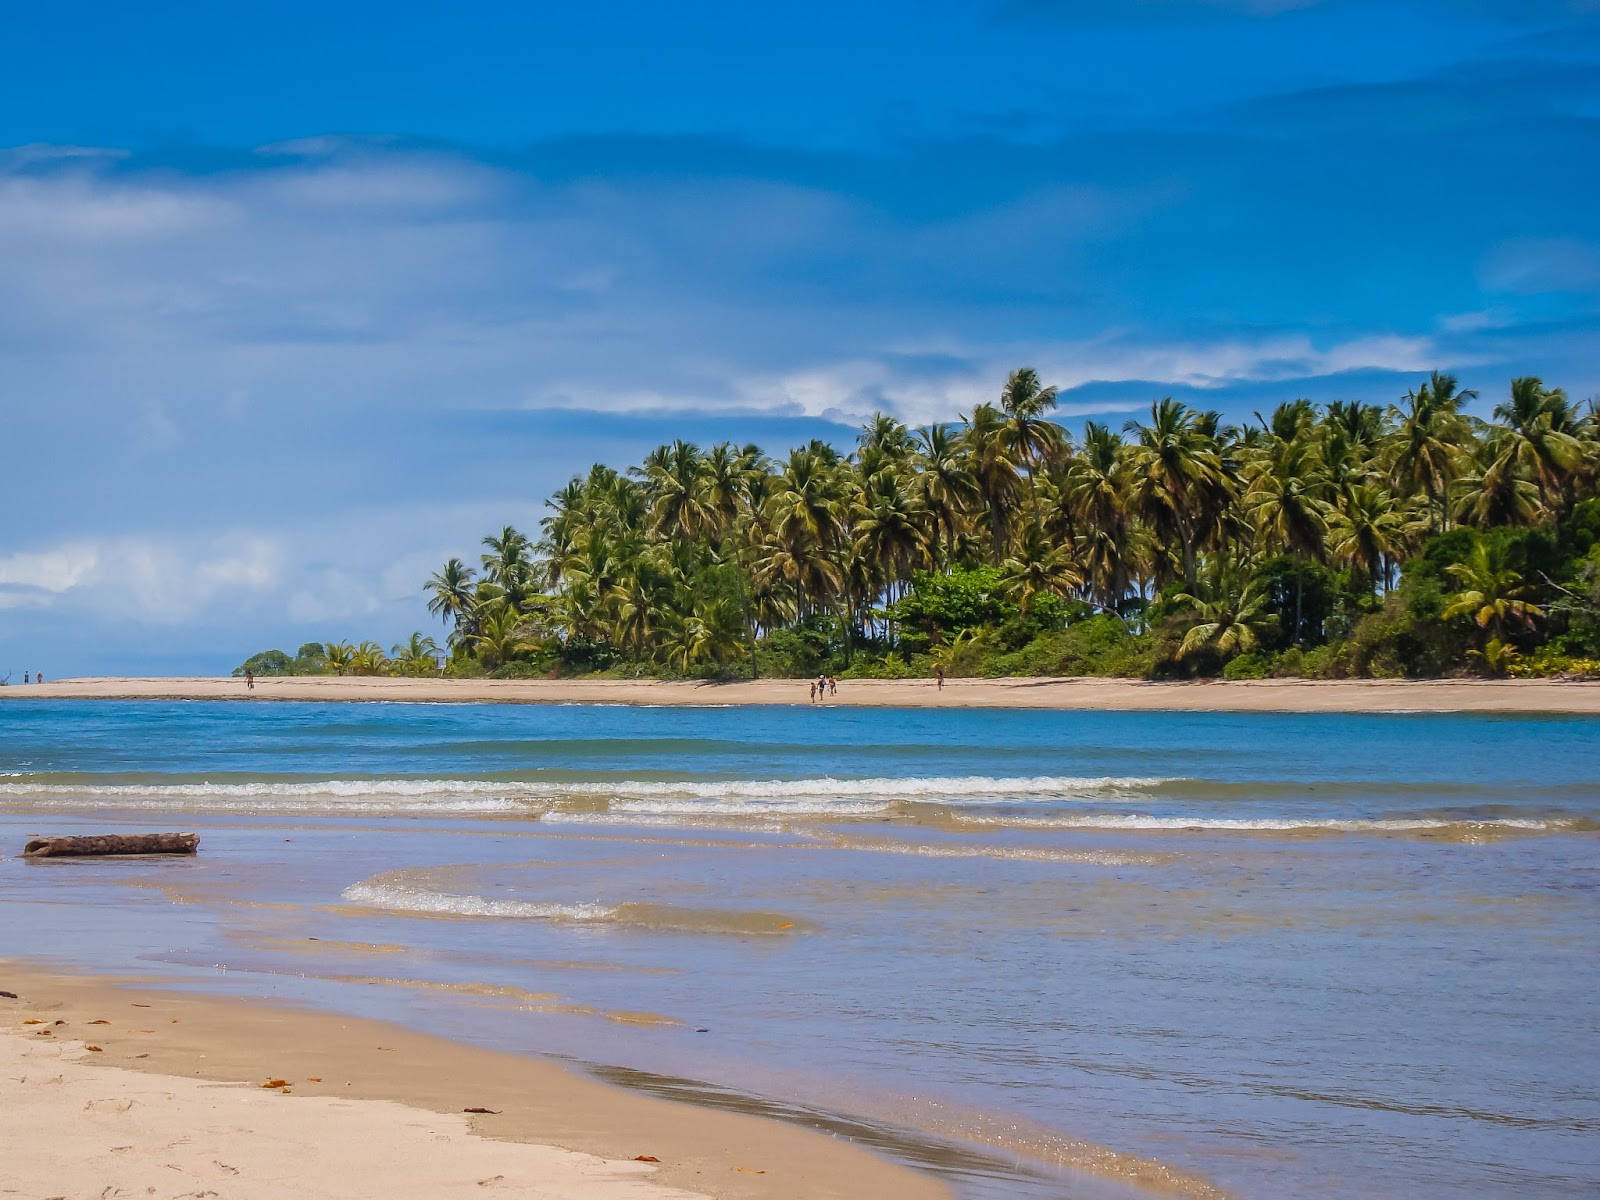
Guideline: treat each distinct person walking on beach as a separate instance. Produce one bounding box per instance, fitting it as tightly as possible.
[935,664,945,690]
[828,676,837,698]
[808,680,817,704]
[245,669,255,691]
[23,672,29,684]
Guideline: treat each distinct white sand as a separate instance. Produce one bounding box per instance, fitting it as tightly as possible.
[0,1029,704,1200]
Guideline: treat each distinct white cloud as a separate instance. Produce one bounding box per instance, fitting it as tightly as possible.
[0,544,99,593]
[0,536,282,623]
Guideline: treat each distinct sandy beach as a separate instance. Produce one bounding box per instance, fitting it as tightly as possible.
[5,674,1600,713]
[0,962,945,1200]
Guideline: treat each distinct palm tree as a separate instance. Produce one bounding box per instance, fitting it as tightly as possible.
[851,470,931,603]
[1453,437,1544,531]
[322,640,356,675]
[997,367,1066,487]
[424,558,477,642]
[481,526,536,611]
[391,632,443,676]
[658,609,709,672]
[962,403,1023,563]
[1170,556,1273,662]
[914,423,978,568]
[1063,422,1137,612]
[1494,376,1583,511]
[1389,371,1473,534]
[1243,421,1331,640]
[351,641,388,675]
[701,442,754,548]
[761,447,848,616]
[641,440,714,543]
[1125,398,1233,586]
[1327,483,1415,594]
[1442,543,1545,640]
[472,607,529,670]
[999,524,1083,615]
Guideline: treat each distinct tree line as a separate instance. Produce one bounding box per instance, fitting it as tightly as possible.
[239,369,1600,681]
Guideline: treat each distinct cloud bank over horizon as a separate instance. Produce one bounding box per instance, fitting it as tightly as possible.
[2,1,1597,675]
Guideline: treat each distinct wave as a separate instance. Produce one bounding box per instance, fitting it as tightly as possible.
[3,775,1590,837]
[340,882,612,920]
[340,878,815,935]
[0,773,1165,814]
[949,813,1595,834]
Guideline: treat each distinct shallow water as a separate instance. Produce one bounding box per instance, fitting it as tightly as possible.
[2,700,1597,1198]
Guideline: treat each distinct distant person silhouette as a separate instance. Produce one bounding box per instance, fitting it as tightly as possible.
[246,670,255,690]
[23,672,29,684]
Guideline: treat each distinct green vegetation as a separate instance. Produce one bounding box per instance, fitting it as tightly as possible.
[237,369,1600,681]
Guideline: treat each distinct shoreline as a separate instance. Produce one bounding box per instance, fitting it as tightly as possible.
[0,959,948,1200]
[5,674,1600,713]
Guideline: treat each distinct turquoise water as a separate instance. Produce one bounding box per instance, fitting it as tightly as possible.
[2,700,1597,1198]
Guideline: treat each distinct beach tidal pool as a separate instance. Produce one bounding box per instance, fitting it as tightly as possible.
[2,699,1597,1199]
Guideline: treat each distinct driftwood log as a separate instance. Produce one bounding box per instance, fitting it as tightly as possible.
[23,833,199,858]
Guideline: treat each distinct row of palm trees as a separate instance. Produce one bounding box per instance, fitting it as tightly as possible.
[421,369,1597,672]
[315,633,443,676]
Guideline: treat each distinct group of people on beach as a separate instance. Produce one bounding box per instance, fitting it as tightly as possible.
[808,675,837,704]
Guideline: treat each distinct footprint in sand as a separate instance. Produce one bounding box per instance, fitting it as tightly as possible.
[84,1097,135,1114]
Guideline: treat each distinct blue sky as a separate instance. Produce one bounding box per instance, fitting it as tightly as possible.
[3,0,1598,675]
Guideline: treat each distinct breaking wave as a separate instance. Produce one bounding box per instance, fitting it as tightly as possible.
[340,877,816,935]
[0,773,1165,815]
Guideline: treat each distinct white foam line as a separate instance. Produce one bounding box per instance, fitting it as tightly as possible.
[340,882,612,921]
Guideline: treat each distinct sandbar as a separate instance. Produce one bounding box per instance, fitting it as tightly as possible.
[5,675,1600,713]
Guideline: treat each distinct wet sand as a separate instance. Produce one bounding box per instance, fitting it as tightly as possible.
[0,961,946,1200]
[6,674,1600,712]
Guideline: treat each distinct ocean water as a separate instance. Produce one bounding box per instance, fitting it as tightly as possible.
[1,699,1597,1199]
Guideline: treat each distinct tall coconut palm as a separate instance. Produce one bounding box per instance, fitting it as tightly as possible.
[999,524,1084,616]
[424,557,477,642]
[1453,437,1545,531]
[851,470,932,603]
[997,367,1066,486]
[1494,376,1583,511]
[701,442,753,548]
[761,447,848,616]
[481,526,536,611]
[1125,398,1233,586]
[1389,371,1474,534]
[1327,483,1416,595]
[962,403,1023,563]
[914,423,978,568]
[1062,422,1138,611]
[1244,429,1330,641]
